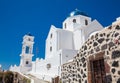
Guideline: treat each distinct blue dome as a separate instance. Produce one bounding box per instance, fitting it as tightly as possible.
[69,9,88,17]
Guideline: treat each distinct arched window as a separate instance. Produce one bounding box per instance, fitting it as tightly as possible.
[50,33,52,38]
[85,19,88,25]
[26,46,29,53]
[73,19,76,23]
[50,46,52,52]
[46,63,51,70]
[26,61,29,64]
[28,38,31,41]
[65,23,67,29]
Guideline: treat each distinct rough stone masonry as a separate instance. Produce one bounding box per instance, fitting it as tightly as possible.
[61,19,120,83]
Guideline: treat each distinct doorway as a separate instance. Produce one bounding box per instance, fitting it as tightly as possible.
[90,58,106,83]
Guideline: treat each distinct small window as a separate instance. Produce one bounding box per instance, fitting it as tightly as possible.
[73,19,76,23]
[50,33,52,38]
[85,19,88,25]
[26,46,29,54]
[28,38,31,41]
[46,63,51,70]
[65,23,67,29]
[50,46,52,52]
[26,61,29,64]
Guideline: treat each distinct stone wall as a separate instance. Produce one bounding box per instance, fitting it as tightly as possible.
[61,21,120,83]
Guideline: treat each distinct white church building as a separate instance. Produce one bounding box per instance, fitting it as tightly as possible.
[10,9,103,81]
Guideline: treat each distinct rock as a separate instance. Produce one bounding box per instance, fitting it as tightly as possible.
[111,68,116,74]
[112,61,119,67]
[117,78,120,83]
[81,57,85,63]
[112,50,120,59]
[115,25,120,30]
[108,42,115,48]
[93,42,98,47]
[106,75,112,83]
[98,38,104,43]
[101,44,107,50]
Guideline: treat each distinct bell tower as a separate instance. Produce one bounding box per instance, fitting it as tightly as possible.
[20,33,34,73]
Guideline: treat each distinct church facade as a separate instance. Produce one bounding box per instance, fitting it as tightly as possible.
[10,9,120,83]
[30,9,103,81]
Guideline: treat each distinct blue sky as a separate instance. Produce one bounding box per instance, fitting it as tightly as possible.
[0,0,120,69]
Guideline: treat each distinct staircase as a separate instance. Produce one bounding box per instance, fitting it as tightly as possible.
[26,74,50,83]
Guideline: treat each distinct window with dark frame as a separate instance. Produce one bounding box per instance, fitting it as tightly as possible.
[26,61,29,65]
[50,33,52,38]
[26,46,29,54]
[73,19,76,23]
[46,63,51,70]
[28,38,31,41]
[65,23,67,29]
[85,19,88,25]
[50,46,52,52]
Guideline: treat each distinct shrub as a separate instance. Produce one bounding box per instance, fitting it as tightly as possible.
[4,71,14,83]
[0,72,3,83]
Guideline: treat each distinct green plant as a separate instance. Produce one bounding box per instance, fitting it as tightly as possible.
[0,72,3,83]
[4,71,14,83]
[23,77,31,83]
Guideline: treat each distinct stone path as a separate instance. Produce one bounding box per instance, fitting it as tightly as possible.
[27,74,50,83]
